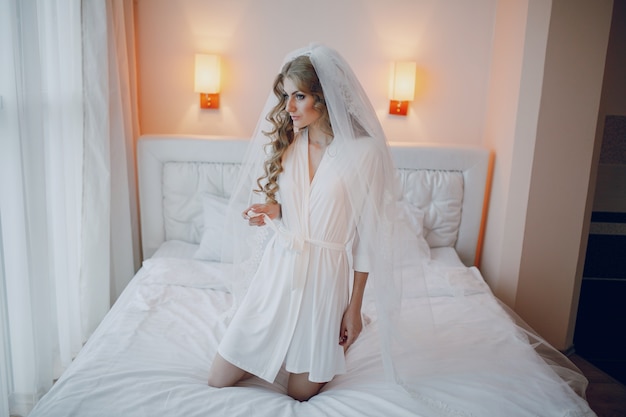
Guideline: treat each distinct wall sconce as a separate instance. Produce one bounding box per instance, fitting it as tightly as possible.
[194,54,221,109]
[388,61,416,116]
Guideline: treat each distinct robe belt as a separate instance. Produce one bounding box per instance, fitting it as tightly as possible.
[263,215,346,291]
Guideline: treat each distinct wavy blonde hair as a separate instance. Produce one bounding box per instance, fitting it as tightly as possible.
[256,55,333,204]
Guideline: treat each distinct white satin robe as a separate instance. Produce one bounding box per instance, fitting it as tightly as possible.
[218,132,375,383]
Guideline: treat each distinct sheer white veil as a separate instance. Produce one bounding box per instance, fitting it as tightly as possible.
[221,42,432,383]
[220,44,593,415]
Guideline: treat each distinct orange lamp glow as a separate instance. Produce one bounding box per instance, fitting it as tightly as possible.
[388,61,416,116]
[194,54,221,109]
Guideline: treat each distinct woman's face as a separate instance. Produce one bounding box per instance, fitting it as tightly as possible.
[283,77,320,130]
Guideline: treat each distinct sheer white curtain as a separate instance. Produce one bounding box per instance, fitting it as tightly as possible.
[0,0,139,415]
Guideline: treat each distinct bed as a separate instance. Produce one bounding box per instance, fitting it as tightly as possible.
[29,135,596,417]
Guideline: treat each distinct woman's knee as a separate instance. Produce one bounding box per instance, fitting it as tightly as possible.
[208,353,246,388]
[207,374,227,388]
[207,369,231,388]
[287,373,325,401]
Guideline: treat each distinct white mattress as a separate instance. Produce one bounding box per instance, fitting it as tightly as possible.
[29,241,595,417]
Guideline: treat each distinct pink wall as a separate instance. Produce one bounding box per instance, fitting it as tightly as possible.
[513,0,613,349]
[481,0,551,308]
[135,0,497,144]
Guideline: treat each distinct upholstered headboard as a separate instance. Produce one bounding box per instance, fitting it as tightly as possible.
[137,135,493,267]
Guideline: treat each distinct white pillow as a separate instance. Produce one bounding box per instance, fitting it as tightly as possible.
[141,257,231,291]
[193,194,232,262]
[152,239,199,259]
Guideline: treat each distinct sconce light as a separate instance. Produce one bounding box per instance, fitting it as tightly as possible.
[194,54,221,109]
[388,61,416,116]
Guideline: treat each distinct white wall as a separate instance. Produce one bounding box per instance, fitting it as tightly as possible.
[135,0,497,144]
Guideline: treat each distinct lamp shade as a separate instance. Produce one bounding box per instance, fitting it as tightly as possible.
[388,61,416,101]
[194,54,221,94]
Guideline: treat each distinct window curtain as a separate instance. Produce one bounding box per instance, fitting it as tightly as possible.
[0,0,140,415]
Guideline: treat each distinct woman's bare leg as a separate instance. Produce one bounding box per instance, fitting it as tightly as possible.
[287,373,325,401]
[208,353,250,388]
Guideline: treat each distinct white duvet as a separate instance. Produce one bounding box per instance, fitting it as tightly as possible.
[29,244,595,417]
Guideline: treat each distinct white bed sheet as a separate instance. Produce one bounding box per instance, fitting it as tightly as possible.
[29,242,595,417]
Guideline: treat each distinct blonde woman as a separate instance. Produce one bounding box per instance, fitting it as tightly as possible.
[208,45,399,401]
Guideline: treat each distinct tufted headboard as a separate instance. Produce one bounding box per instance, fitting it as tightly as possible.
[137,135,493,267]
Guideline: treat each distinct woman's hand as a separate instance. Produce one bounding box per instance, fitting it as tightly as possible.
[339,305,363,352]
[340,271,368,352]
[241,202,281,227]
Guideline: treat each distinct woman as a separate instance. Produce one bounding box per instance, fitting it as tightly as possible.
[208,45,400,401]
